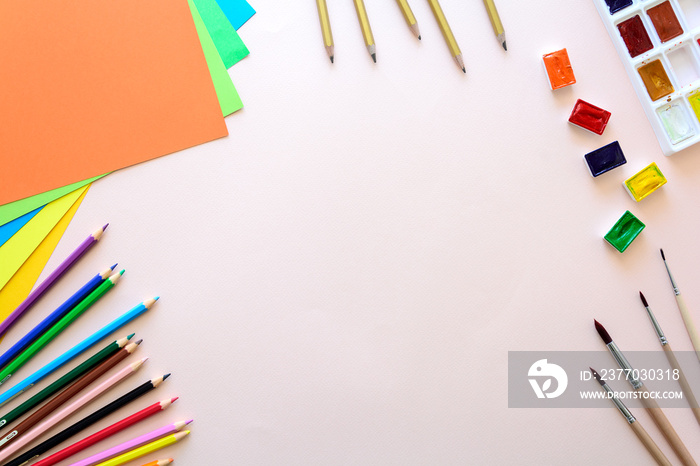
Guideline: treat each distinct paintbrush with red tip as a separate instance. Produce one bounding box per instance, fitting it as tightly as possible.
[595,319,696,466]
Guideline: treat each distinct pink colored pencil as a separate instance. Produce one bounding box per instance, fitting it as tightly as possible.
[71,419,192,466]
[0,224,108,337]
[0,358,145,463]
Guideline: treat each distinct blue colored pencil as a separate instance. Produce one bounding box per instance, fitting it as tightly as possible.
[0,265,116,373]
[0,297,159,408]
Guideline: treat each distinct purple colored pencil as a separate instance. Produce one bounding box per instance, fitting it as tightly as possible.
[0,224,108,338]
[71,419,192,466]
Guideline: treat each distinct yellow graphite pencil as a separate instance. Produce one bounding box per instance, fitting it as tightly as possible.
[482,0,506,50]
[426,0,465,72]
[353,0,376,62]
[315,0,334,62]
[395,0,421,39]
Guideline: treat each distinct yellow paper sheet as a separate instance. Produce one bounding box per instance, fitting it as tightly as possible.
[0,186,88,291]
[0,185,89,342]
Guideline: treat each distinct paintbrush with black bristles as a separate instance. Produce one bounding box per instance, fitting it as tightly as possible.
[589,367,670,466]
[595,319,697,466]
[640,291,700,426]
[660,249,700,363]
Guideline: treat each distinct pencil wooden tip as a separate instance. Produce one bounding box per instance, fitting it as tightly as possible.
[639,291,649,307]
[410,23,421,40]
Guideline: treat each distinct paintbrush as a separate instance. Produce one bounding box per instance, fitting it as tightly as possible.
[590,367,671,466]
[660,249,700,363]
[595,319,697,466]
[640,291,700,426]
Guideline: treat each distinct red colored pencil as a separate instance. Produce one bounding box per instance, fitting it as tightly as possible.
[31,397,177,466]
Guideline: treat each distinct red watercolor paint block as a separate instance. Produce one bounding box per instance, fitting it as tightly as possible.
[568,99,611,135]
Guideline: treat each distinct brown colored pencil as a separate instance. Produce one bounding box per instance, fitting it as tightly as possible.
[0,340,141,451]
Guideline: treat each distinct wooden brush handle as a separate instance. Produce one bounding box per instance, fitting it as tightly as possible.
[640,387,697,466]
[663,343,700,426]
[629,420,672,466]
[675,294,700,364]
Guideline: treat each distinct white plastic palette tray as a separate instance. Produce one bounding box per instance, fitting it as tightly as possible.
[594,0,700,156]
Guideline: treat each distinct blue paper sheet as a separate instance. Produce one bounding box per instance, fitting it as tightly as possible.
[215,0,255,30]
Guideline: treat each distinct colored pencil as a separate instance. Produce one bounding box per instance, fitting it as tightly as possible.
[640,292,700,426]
[32,398,177,466]
[138,459,173,466]
[0,340,141,452]
[71,418,189,466]
[0,296,155,408]
[590,368,671,466]
[0,265,116,373]
[0,358,146,463]
[0,335,133,429]
[660,249,700,363]
[395,0,420,39]
[352,0,376,63]
[427,0,465,72]
[0,224,108,338]
[0,270,123,388]
[482,0,506,51]
[595,320,696,466]
[94,431,189,466]
[315,0,334,62]
[4,374,172,466]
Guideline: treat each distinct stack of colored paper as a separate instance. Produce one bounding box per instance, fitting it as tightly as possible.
[0,0,256,320]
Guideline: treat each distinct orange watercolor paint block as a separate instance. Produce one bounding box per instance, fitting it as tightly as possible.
[542,48,576,90]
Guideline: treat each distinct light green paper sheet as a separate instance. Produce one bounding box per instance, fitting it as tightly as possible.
[189,0,243,116]
[0,175,104,227]
[193,0,249,69]
[0,186,88,292]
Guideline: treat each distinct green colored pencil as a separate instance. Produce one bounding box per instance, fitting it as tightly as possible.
[0,270,123,387]
[0,334,133,429]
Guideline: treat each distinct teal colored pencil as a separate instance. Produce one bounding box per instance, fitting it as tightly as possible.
[0,270,123,388]
[0,334,133,429]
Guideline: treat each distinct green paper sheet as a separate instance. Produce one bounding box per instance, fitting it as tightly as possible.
[194,0,249,68]
[0,175,104,226]
[190,0,243,116]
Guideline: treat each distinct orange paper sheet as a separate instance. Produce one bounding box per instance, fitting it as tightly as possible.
[0,0,228,205]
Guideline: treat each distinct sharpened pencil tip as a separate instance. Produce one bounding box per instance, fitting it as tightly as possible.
[163,373,171,380]
[135,339,143,345]
[119,269,125,276]
[639,291,649,307]
[502,41,507,51]
[418,35,421,40]
[371,53,376,63]
[102,223,109,231]
[154,296,160,301]
[186,419,194,425]
[330,56,334,63]
[127,333,135,340]
[594,320,613,344]
[462,67,466,73]
[660,248,666,260]
[110,263,118,270]
[171,396,179,403]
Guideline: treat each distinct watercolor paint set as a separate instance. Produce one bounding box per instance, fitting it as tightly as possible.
[594,0,700,155]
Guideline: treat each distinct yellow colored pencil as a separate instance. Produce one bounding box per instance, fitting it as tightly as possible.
[95,432,189,466]
[352,0,376,62]
[426,0,465,73]
[138,460,173,466]
[315,0,334,62]
[482,0,506,51]
[395,0,421,39]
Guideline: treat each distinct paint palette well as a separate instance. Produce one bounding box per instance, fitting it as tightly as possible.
[594,0,700,155]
